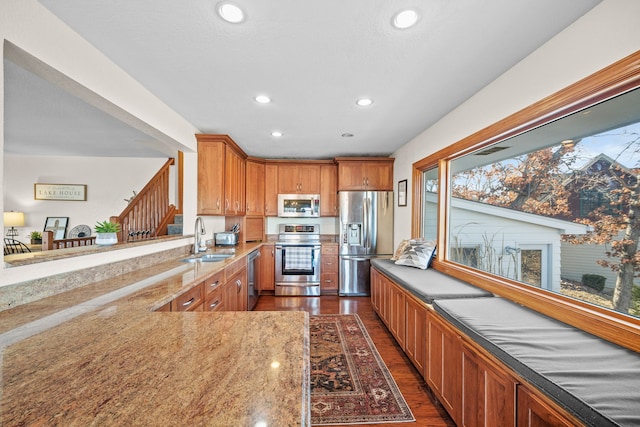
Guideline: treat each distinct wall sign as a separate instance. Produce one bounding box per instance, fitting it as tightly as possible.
[34,184,87,201]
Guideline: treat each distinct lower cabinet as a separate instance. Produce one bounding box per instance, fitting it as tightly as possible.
[321,243,339,294]
[405,296,427,377]
[172,281,204,312]
[259,243,275,292]
[427,312,463,424]
[204,271,225,312]
[517,385,580,427]
[370,266,577,427]
[387,281,405,348]
[462,343,517,427]
[157,255,250,313]
[371,268,385,314]
[224,263,247,311]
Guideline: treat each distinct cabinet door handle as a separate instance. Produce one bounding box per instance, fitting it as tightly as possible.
[182,297,195,307]
[217,198,220,209]
[209,280,219,289]
[225,199,230,210]
[209,299,220,310]
[236,279,242,293]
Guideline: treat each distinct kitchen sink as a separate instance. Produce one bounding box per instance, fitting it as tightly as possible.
[181,253,233,263]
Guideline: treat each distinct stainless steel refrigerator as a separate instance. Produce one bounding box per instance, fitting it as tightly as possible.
[339,191,394,295]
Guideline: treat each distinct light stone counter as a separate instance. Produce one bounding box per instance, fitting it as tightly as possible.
[0,245,310,426]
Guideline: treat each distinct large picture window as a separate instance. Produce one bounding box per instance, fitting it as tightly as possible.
[414,51,640,351]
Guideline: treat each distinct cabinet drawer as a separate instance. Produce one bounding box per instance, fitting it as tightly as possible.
[205,288,225,312]
[225,257,247,278]
[172,283,204,312]
[322,257,339,274]
[321,272,339,292]
[321,244,339,255]
[204,271,225,298]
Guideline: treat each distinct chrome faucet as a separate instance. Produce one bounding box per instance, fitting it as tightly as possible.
[194,216,207,254]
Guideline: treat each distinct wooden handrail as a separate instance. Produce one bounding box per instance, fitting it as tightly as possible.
[113,158,177,242]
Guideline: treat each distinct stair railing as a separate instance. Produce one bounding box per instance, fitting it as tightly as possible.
[112,158,177,242]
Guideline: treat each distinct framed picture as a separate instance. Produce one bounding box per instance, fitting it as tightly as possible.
[43,217,69,240]
[34,183,87,201]
[398,180,407,206]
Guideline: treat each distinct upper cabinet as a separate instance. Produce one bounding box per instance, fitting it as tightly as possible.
[320,164,338,216]
[197,137,226,215]
[196,134,247,216]
[225,146,246,215]
[264,163,278,217]
[336,157,394,191]
[277,163,321,194]
[246,159,265,216]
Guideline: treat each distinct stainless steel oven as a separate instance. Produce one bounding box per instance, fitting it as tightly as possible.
[275,224,321,296]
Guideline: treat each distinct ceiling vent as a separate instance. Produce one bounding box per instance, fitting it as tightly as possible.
[474,146,510,156]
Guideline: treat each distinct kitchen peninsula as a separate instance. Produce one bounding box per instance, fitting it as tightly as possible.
[0,243,310,426]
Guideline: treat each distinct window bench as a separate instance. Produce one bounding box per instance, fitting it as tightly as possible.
[370,258,640,427]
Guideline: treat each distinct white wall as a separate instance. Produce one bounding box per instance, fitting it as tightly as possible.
[3,155,168,243]
[0,0,200,286]
[392,0,640,245]
[3,0,640,289]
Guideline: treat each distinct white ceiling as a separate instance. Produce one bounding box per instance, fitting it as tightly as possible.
[4,0,601,159]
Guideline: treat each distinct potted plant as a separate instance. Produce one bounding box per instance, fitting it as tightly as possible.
[29,231,42,244]
[94,220,121,245]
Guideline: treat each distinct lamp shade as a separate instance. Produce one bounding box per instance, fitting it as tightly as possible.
[4,211,25,227]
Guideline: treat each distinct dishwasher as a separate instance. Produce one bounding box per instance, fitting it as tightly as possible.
[247,249,261,310]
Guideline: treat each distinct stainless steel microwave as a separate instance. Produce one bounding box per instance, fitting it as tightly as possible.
[277,194,320,217]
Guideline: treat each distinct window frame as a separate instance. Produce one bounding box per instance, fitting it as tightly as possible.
[412,51,640,352]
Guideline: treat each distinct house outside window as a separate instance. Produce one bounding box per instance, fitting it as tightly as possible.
[421,84,640,321]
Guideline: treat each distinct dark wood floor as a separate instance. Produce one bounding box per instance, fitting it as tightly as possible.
[254,295,456,427]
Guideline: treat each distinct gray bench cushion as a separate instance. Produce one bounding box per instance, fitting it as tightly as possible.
[433,297,640,427]
[371,258,492,303]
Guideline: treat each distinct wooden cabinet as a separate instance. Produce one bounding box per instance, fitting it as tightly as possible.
[244,216,264,242]
[320,243,339,294]
[225,146,246,215]
[405,296,427,376]
[386,281,405,348]
[336,157,394,191]
[320,164,338,216]
[155,301,171,312]
[223,258,247,311]
[372,267,587,427]
[245,159,265,216]
[260,243,275,292]
[264,163,278,216]
[462,343,517,427]
[172,282,204,312]
[204,271,225,312]
[517,385,581,427]
[277,163,320,194]
[371,267,384,314]
[427,312,462,425]
[197,139,225,215]
[196,134,247,216]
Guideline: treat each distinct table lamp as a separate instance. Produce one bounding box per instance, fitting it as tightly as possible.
[4,211,25,238]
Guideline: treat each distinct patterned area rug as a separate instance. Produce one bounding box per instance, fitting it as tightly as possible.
[309,314,415,425]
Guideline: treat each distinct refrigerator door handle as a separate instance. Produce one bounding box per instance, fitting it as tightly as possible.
[363,196,370,250]
[340,256,369,261]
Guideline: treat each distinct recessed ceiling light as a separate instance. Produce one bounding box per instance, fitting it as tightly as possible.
[393,9,418,29]
[254,95,271,104]
[218,3,245,23]
[271,131,283,137]
[356,98,373,106]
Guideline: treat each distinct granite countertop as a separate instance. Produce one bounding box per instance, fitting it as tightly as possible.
[0,244,310,426]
